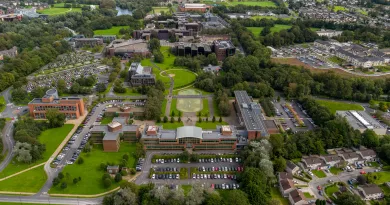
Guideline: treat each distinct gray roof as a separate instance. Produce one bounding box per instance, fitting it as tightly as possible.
[336,110,385,131]
[176,126,202,139]
[360,184,383,195]
[234,91,268,134]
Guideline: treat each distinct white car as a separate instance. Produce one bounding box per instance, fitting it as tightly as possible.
[152,174,155,179]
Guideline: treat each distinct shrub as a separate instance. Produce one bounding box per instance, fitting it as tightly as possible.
[103,178,112,188]
[120,170,128,176]
[77,157,84,164]
[52,177,60,186]
[123,154,129,161]
[73,178,79,184]
[130,168,136,175]
[60,182,67,189]
[58,172,64,179]
[102,173,111,181]
[100,162,107,170]
[115,173,122,182]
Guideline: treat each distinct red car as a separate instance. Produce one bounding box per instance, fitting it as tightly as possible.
[360,171,366,174]
[317,186,322,190]
[237,167,241,172]
[211,184,214,189]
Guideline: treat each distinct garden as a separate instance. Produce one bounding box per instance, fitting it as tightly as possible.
[49,143,138,195]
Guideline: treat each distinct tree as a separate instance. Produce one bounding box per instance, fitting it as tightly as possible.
[219,117,222,123]
[96,83,107,93]
[357,175,367,185]
[204,192,222,205]
[362,129,379,148]
[46,108,66,128]
[212,116,216,122]
[73,177,79,184]
[104,178,112,188]
[115,173,122,182]
[123,154,129,161]
[171,110,175,117]
[273,156,286,172]
[261,26,272,36]
[148,38,161,50]
[334,192,365,205]
[163,116,168,123]
[170,117,174,123]
[13,142,32,163]
[53,177,60,186]
[58,172,64,179]
[77,157,84,164]
[178,116,181,122]
[60,182,67,189]
[225,190,251,205]
[153,50,164,63]
[186,183,205,205]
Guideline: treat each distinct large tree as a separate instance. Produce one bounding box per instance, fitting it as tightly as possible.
[46,108,66,128]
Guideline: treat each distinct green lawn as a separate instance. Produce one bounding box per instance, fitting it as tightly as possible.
[37,3,82,15]
[270,187,289,205]
[0,96,5,113]
[380,184,390,195]
[329,167,342,175]
[114,88,142,96]
[201,99,209,116]
[150,7,170,14]
[153,67,171,89]
[247,24,292,36]
[316,99,364,114]
[157,122,184,129]
[250,15,292,20]
[331,6,347,12]
[49,143,137,195]
[369,161,380,168]
[0,165,47,193]
[325,184,339,197]
[368,172,390,184]
[93,26,130,36]
[100,116,114,125]
[312,170,326,178]
[0,124,74,178]
[195,121,228,129]
[173,86,212,95]
[303,192,313,198]
[228,1,277,7]
[182,185,192,196]
[163,69,196,89]
[170,98,180,115]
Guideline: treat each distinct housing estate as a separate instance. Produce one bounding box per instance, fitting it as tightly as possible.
[28,89,85,120]
[128,62,156,86]
[316,29,343,37]
[277,172,308,205]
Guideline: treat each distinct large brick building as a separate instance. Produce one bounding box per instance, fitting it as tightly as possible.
[178,4,210,13]
[213,40,236,61]
[28,89,85,120]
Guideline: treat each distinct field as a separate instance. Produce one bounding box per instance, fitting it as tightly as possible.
[325,184,339,197]
[316,99,364,114]
[329,167,342,175]
[37,3,82,15]
[0,165,47,192]
[247,24,292,36]
[228,1,277,7]
[141,47,177,70]
[49,143,137,195]
[176,89,202,113]
[0,96,5,113]
[195,121,228,129]
[151,7,170,14]
[202,99,209,116]
[303,192,313,198]
[93,26,130,36]
[157,122,184,129]
[328,56,346,65]
[162,69,197,89]
[161,99,168,117]
[312,170,326,178]
[174,86,212,95]
[0,124,74,178]
[250,15,292,20]
[100,116,114,124]
[368,172,390,184]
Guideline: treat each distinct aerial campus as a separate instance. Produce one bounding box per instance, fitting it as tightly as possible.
[4,1,390,205]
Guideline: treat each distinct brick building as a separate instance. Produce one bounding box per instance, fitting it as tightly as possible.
[213,40,236,61]
[28,89,85,120]
[178,4,210,13]
[74,38,103,48]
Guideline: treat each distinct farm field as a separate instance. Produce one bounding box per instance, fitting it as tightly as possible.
[49,143,137,195]
[0,124,74,178]
[93,26,130,36]
[316,99,364,114]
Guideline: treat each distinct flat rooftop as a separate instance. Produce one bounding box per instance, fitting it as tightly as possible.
[29,97,82,104]
[336,110,385,130]
[234,91,268,134]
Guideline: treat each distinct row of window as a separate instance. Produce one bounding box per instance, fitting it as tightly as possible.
[33,105,77,111]
[194,145,234,149]
[146,145,184,149]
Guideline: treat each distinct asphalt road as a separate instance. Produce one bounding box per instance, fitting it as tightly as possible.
[0,121,14,171]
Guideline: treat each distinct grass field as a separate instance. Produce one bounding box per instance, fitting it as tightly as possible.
[316,99,364,114]
[171,98,180,115]
[93,26,130,36]
[247,24,292,36]
[228,1,277,7]
[182,185,192,196]
[325,184,339,197]
[37,3,82,15]
[303,192,313,198]
[173,86,212,95]
[0,96,5,113]
[312,170,326,178]
[142,46,178,70]
[163,69,197,89]
[0,124,74,178]
[195,121,228,129]
[49,143,137,195]
[201,99,209,116]
[0,165,47,192]
[368,172,390,184]
[250,15,292,20]
[161,99,168,117]
[100,116,114,124]
[151,7,170,14]
[176,97,202,113]
[157,122,184,129]
[270,187,289,205]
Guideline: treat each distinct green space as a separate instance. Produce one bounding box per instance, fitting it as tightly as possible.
[0,124,74,178]
[0,165,47,192]
[142,46,178,70]
[380,184,390,195]
[49,143,137,195]
[0,96,5,113]
[151,7,170,14]
[369,161,380,168]
[213,98,221,117]
[157,122,184,129]
[153,67,171,89]
[328,56,346,65]
[270,187,289,205]
[250,15,292,20]
[201,99,209,116]
[368,172,390,184]
[173,86,212,95]
[316,99,364,114]
[101,116,114,125]
[375,65,390,72]
[331,6,347,12]
[312,170,326,178]
[195,121,228,129]
[114,88,142,96]
[303,192,313,198]
[246,24,292,36]
[182,185,192,196]
[329,167,342,175]
[163,69,197,89]
[93,26,130,36]
[37,3,82,15]
[228,1,277,7]
[325,184,339,197]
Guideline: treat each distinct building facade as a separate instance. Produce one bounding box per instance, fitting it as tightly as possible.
[128,62,156,86]
[28,89,85,120]
[74,38,103,48]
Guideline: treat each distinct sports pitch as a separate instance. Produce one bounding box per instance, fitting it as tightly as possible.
[176,89,202,113]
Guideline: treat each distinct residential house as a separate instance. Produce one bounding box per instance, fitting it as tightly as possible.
[321,154,343,167]
[107,165,120,174]
[288,189,308,205]
[286,161,299,175]
[357,148,377,161]
[358,184,384,200]
[278,172,295,196]
[301,156,326,170]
